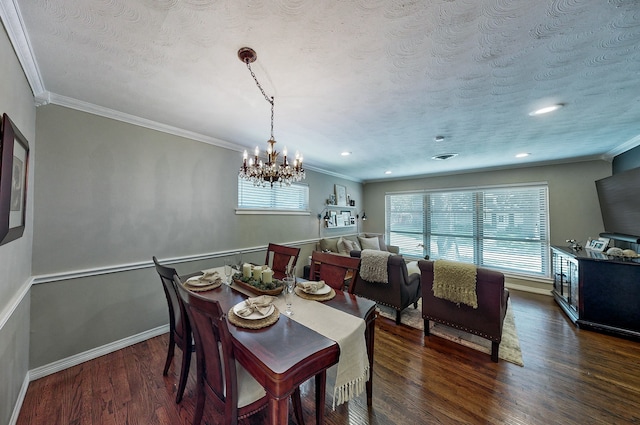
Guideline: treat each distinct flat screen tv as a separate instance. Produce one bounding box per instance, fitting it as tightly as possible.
[595,167,640,242]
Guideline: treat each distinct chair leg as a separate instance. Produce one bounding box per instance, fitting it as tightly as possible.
[395,310,401,325]
[424,319,430,336]
[163,336,175,376]
[175,344,192,403]
[291,387,305,425]
[193,379,206,425]
[491,341,499,362]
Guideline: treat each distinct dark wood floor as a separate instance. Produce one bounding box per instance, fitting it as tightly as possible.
[16,290,640,425]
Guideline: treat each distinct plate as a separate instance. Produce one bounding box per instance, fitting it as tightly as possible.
[300,283,332,295]
[186,275,219,287]
[233,301,275,320]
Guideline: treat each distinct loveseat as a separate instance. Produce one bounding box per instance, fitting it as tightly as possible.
[418,260,509,362]
[317,233,399,256]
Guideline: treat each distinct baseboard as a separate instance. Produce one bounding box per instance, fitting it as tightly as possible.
[29,324,169,381]
[505,282,553,296]
[8,373,29,425]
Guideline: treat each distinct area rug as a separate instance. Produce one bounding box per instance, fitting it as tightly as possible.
[377,300,524,366]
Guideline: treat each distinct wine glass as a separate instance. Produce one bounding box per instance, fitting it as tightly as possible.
[224,259,233,285]
[234,251,243,272]
[282,276,295,316]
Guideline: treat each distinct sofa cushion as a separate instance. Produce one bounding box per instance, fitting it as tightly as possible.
[319,237,339,253]
[358,236,381,250]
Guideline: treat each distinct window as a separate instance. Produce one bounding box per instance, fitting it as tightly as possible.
[237,177,309,214]
[386,183,550,278]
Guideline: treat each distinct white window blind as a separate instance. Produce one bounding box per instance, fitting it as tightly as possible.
[386,184,550,278]
[237,178,309,212]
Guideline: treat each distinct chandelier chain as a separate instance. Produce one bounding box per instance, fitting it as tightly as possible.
[246,61,275,139]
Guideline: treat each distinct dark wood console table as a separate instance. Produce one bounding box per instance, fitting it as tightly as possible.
[551,246,640,340]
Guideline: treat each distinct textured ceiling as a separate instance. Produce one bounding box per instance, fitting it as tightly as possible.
[2,0,640,182]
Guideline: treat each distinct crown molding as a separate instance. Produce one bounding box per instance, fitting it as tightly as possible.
[0,0,46,96]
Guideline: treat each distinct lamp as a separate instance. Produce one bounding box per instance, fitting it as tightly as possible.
[362,211,367,221]
[237,47,305,187]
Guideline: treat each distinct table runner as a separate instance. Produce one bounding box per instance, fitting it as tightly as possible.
[221,270,369,409]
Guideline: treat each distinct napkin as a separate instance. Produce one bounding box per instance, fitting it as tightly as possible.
[188,271,221,285]
[235,295,276,317]
[297,280,326,293]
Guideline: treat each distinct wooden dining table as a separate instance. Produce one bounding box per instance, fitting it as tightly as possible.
[181,269,377,425]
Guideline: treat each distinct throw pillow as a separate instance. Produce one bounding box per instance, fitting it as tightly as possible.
[365,233,387,251]
[358,236,381,251]
[319,237,339,253]
[338,237,356,255]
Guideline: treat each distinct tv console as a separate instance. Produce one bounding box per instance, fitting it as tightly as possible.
[551,246,640,340]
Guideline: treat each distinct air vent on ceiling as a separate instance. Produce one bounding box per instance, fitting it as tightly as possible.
[432,153,458,160]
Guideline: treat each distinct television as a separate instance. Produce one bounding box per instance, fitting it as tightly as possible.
[595,167,640,243]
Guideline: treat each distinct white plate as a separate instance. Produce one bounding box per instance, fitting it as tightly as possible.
[186,275,218,287]
[301,284,332,295]
[233,301,275,320]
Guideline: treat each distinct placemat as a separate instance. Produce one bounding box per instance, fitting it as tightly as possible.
[294,286,336,301]
[227,305,280,329]
[184,280,222,292]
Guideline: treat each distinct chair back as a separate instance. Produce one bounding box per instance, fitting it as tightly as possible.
[265,243,301,279]
[173,276,241,423]
[153,256,190,346]
[309,251,361,292]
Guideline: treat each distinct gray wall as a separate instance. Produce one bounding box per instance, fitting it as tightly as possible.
[30,104,362,368]
[0,22,36,425]
[361,160,612,287]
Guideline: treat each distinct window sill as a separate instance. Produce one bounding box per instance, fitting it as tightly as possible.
[235,209,311,216]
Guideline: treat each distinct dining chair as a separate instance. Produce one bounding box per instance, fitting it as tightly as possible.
[172,275,270,425]
[264,243,301,280]
[153,256,193,403]
[308,251,361,292]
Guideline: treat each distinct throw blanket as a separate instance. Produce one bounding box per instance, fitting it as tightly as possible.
[433,260,478,308]
[360,249,392,283]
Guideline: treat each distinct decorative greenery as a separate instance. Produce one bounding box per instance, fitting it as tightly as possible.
[233,272,283,290]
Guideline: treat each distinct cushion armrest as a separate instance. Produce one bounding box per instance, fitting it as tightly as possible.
[387,245,400,254]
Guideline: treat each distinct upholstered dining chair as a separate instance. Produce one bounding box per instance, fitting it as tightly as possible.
[153,256,193,403]
[264,243,301,279]
[172,275,270,425]
[308,251,361,292]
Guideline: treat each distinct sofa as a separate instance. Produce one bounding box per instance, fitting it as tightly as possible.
[350,251,421,324]
[317,233,400,256]
[418,260,509,362]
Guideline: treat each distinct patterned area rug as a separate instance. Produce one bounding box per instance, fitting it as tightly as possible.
[377,299,524,366]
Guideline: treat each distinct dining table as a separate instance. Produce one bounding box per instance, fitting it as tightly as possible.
[181,267,377,425]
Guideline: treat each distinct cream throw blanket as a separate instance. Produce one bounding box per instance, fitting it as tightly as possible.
[433,260,478,308]
[360,249,392,283]
[229,273,369,410]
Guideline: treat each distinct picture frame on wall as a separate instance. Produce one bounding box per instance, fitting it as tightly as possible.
[0,113,29,246]
[335,184,347,206]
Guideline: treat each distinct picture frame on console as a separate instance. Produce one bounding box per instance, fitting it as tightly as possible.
[0,113,29,246]
[586,237,609,252]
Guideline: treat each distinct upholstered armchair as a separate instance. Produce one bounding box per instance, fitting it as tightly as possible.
[418,260,509,362]
[350,251,421,324]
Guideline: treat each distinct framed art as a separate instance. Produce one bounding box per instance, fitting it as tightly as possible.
[586,237,609,253]
[335,184,347,206]
[0,113,29,246]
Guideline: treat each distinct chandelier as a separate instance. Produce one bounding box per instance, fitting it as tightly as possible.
[237,47,305,187]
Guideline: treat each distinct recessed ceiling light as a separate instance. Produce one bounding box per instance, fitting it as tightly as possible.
[515,153,530,158]
[385,170,392,175]
[529,103,563,116]
[434,135,445,142]
[341,151,351,156]
[432,153,458,161]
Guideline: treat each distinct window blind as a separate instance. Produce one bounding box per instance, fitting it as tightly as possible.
[237,178,309,212]
[386,184,550,278]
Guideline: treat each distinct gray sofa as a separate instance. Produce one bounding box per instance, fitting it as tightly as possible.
[317,233,399,256]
